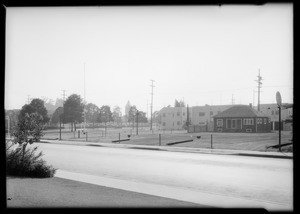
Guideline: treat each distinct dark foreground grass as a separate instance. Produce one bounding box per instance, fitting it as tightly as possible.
[6,141,56,178]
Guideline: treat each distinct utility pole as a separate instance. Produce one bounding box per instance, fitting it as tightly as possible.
[255,69,263,112]
[83,62,86,133]
[253,90,255,109]
[136,110,139,135]
[62,90,67,103]
[150,80,155,131]
[187,104,189,133]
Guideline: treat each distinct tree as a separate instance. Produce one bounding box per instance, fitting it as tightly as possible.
[174,99,185,107]
[174,99,180,107]
[112,106,122,125]
[12,113,45,157]
[137,111,148,123]
[63,94,84,132]
[99,105,113,124]
[51,107,64,125]
[19,98,49,124]
[86,103,100,128]
[128,105,137,123]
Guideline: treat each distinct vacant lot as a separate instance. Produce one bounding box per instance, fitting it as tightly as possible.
[42,127,293,152]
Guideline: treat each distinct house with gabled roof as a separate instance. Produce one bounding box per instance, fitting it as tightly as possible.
[213,105,271,133]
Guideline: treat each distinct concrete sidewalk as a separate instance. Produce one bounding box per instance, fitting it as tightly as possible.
[40,139,293,159]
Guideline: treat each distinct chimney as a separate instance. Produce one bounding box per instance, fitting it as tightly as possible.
[249,103,252,108]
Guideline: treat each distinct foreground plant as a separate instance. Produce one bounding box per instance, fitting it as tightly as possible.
[6,113,56,178]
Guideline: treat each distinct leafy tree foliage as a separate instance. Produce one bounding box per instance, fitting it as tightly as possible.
[19,98,49,124]
[136,111,148,123]
[51,107,64,124]
[12,113,45,152]
[128,105,137,123]
[86,103,100,127]
[174,99,185,107]
[112,106,122,124]
[7,113,56,178]
[99,105,113,124]
[63,94,84,125]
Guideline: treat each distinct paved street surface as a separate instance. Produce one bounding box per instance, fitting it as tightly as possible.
[34,142,293,211]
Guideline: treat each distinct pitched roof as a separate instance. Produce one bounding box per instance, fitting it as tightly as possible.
[213,105,269,118]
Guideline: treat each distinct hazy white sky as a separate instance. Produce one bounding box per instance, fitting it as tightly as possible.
[5,4,293,115]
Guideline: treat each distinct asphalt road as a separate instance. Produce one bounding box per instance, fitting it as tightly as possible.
[34,142,293,211]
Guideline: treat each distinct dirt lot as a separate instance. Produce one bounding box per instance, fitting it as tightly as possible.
[41,127,293,152]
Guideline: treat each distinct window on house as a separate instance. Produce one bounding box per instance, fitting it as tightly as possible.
[177,112,180,116]
[275,110,279,115]
[172,113,174,117]
[264,118,267,124]
[271,110,274,115]
[243,118,254,125]
[237,119,242,128]
[217,119,223,127]
[177,121,181,125]
[226,119,242,129]
[183,112,186,116]
[210,111,213,115]
[226,119,231,128]
[162,122,166,126]
[217,111,221,114]
[163,113,166,117]
[199,112,205,116]
[257,118,263,124]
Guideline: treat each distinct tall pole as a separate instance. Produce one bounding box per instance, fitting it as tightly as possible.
[278,106,281,152]
[253,90,255,109]
[136,110,139,135]
[187,104,189,133]
[255,69,263,112]
[62,90,67,102]
[150,80,155,131]
[59,115,62,140]
[83,62,86,133]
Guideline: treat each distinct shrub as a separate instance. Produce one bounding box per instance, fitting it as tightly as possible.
[6,141,56,178]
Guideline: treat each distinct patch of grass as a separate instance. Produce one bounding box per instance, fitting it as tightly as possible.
[6,141,56,178]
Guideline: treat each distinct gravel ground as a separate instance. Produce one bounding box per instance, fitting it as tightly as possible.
[6,177,205,208]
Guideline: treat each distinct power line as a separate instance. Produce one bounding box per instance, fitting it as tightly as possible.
[62,90,67,102]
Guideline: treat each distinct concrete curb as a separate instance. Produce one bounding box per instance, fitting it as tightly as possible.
[39,139,293,159]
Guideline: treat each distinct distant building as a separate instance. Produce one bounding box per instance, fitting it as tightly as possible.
[158,103,292,132]
[259,103,293,131]
[213,105,271,133]
[125,101,131,117]
[159,104,232,131]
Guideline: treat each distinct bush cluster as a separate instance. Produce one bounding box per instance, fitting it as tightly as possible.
[6,142,56,178]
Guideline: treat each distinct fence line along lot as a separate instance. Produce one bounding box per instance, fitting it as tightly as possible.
[41,127,292,152]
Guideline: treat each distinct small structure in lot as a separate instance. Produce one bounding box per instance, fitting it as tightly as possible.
[213,105,271,133]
